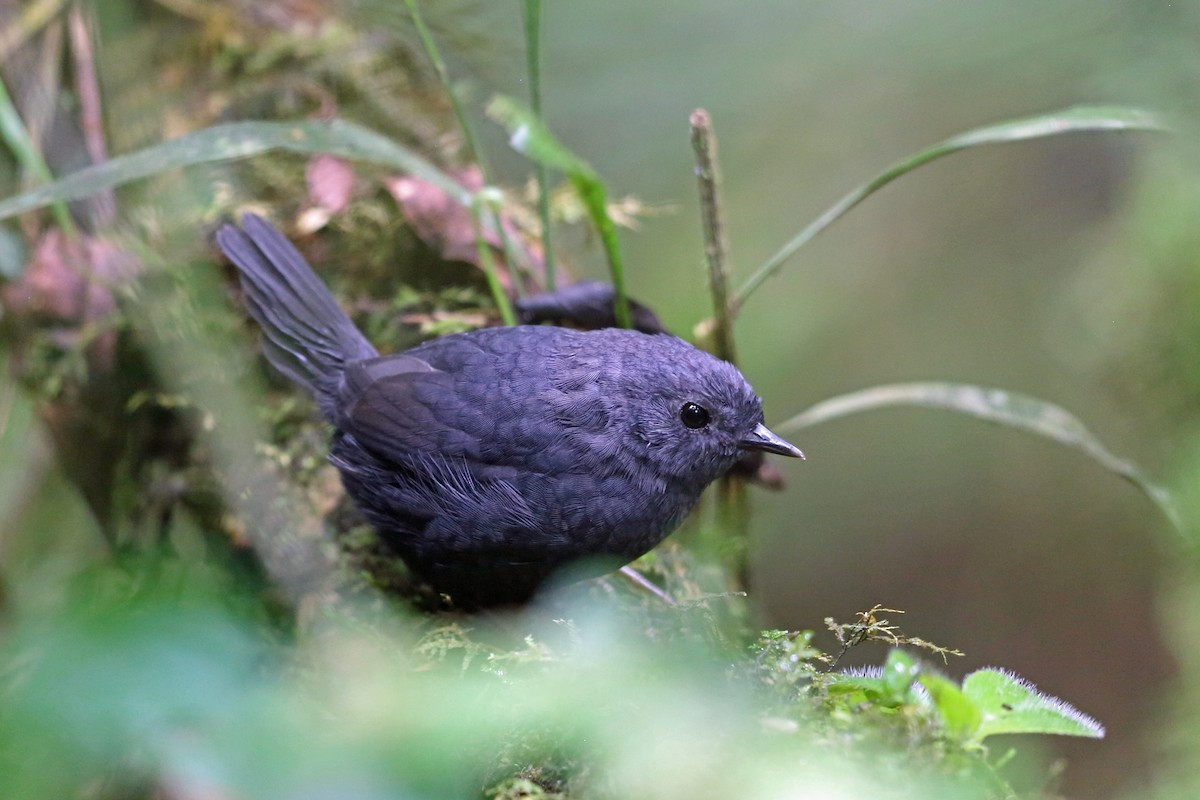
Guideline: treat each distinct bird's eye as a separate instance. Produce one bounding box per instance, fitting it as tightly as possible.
[680,402,711,429]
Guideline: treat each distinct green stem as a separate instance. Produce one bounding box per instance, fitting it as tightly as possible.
[404,0,528,315]
[588,188,632,329]
[522,0,555,290]
[470,196,517,325]
[69,1,115,229]
[0,73,75,235]
[402,0,488,176]
[689,109,748,584]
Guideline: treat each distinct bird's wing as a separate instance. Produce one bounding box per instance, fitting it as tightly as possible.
[334,353,542,533]
[336,354,492,465]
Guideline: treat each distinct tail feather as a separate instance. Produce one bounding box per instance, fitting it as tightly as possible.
[216,213,377,410]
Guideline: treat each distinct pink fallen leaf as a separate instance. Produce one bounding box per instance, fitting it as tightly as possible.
[385,166,543,289]
[2,229,140,372]
[306,154,356,214]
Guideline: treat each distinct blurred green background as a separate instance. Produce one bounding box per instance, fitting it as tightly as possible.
[542,4,1190,796]
[510,6,1192,794]
[4,1,1200,798]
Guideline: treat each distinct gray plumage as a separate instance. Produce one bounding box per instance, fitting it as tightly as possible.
[217,214,802,606]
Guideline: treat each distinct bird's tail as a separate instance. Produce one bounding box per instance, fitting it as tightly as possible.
[216,213,377,411]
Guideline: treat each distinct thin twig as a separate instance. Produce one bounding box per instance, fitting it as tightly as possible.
[68,1,115,229]
[0,0,69,64]
[689,108,737,365]
[690,110,750,586]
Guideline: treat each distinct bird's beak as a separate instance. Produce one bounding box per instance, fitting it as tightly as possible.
[739,423,805,459]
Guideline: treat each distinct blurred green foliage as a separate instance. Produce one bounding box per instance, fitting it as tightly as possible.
[0,558,1104,799]
[2,1,1197,798]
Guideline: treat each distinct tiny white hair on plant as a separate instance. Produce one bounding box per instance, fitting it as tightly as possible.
[974,667,1106,738]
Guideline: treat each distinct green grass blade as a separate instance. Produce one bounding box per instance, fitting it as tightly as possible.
[0,72,76,234]
[522,0,544,120]
[918,672,983,742]
[0,119,471,222]
[487,94,631,327]
[470,196,517,325]
[401,0,488,178]
[521,0,555,290]
[734,106,1169,311]
[777,381,1181,531]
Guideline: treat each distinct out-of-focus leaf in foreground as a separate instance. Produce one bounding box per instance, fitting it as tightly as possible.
[0,594,266,799]
[0,585,994,800]
[0,120,470,224]
[777,381,1180,531]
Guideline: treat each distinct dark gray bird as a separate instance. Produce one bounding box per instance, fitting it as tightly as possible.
[216,214,803,607]
[515,279,668,334]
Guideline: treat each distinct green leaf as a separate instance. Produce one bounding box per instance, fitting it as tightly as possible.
[0,119,471,222]
[823,651,919,709]
[486,95,631,328]
[824,672,887,696]
[918,672,982,741]
[777,381,1180,531]
[962,668,1105,740]
[486,95,593,179]
[880,648,920,703]
[734,105,1169,309]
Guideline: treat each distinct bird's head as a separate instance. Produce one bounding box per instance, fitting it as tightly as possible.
[624,338,803,489]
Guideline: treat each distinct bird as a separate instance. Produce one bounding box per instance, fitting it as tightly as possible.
[216,214,803,607]
[514,279,668,334]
